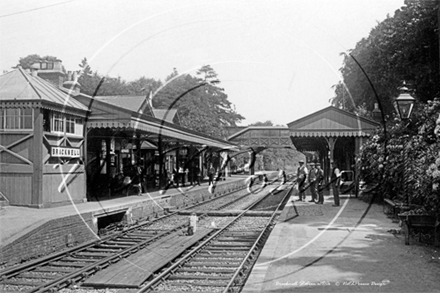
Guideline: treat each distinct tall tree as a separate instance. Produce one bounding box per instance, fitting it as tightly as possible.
[153,66,244,138]
[127,76,162,95]
[197,65,219,83]
[78,58,102,96]
[76,57,159,96]
[331,0,439,117]
[251,120,274,126]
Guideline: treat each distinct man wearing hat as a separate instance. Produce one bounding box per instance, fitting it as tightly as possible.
[331,161,341,206]
[308,162,317,202]
[296,160,308,201]
[315,163,325,204]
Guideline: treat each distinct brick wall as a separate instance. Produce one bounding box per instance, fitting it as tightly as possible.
[0,213,97,266]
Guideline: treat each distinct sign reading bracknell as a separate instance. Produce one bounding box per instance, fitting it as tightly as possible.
[51,147,80,158]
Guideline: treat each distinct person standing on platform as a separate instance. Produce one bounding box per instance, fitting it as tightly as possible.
[194,166,201,186]
[331,161,341,207]
[208,164,215,185]
[308,162,317,202]
[315,163,325,204]
[296,160,308,201]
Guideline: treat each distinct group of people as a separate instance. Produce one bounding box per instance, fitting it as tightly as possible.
[296,160,341,206]
[170,166,203,187]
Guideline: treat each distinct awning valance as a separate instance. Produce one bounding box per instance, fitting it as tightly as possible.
[290,130,371,137]
[88,117,238,150]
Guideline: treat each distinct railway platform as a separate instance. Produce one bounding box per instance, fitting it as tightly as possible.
[242,193,440,292]
[0,175,249,251]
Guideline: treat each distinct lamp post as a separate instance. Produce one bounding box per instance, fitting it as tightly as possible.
[394,86,416,206]
[395,87,416,120]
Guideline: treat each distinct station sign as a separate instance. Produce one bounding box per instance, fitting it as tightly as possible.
[51,146,80,158]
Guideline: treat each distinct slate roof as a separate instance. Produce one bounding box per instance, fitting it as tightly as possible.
[287,106,379,137]
[0,67,88,114]
[151,108,179,124]
[94,95,178,123]
[94,95,146,112]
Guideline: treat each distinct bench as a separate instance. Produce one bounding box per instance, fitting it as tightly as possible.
[382,199,423,219]
[399,214,440,246]
[383,199,408,218]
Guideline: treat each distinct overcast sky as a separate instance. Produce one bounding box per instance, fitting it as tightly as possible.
[0,0,404,126]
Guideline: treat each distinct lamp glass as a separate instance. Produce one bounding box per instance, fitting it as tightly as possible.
[395,93,415,120]
[397,100,414,119]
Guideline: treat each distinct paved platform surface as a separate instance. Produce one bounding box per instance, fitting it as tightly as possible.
[0,176,247,247]
[242,194,440,293]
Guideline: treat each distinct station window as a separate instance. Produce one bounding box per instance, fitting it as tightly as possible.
[0,108,33,130]
[65,115,75,133]
[52,112,64,132]
[50,112,83,136]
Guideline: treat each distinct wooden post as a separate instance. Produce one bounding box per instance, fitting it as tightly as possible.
[325,137,338,183]
[327,137,337,162]
[158,137,164,189]
[83,127,88,201]
[31,108,44,207]
[404,141,410,205]
[176,144,180,187]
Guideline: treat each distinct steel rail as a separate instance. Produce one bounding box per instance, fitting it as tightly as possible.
[0,210,181,280]
[0,181,263,292]
[222,184,294,293]
[0,181,250,279]
[134,216,248,292]
[215,173,292,210]
[30,181,257,293]
[135,177,295,293]
[31,224,187,293]
[33,185,259,292]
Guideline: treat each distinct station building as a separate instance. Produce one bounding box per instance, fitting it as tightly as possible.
[0,61,237,208]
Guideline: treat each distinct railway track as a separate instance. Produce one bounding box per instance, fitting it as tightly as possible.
[0,174,293,292]
[136,182,294,293]
[0,216,189,293]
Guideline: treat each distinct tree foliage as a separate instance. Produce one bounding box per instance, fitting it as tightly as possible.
[332,0,439,117]
[358,98,440,216]
[77,58,162,96]
[76,61,244,139]
[18,55,244,139]
[18,54,60,69]
[153,66,244,138]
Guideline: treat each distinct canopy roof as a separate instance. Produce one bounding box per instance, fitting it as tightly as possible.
[287,106,379,137]
[94,95,179,124]
[73,93,238,150]
[225,106,379,153]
